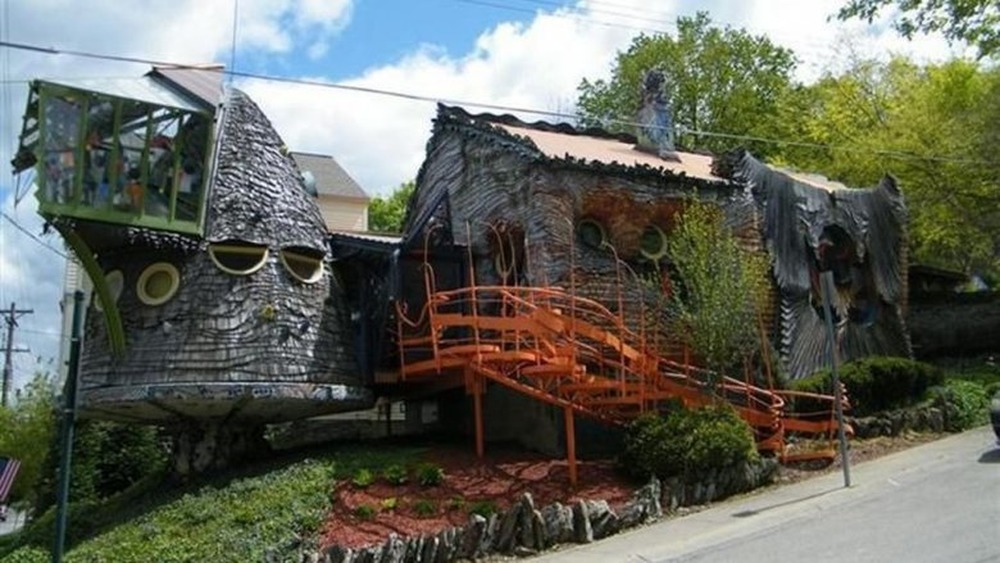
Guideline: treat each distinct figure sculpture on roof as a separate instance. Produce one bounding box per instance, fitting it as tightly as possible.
[636,69,680,162]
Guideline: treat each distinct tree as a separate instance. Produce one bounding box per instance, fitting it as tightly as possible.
[577,12,797,156]
[368,181,415,233]
[0,371,57,508]
[666,202,770,379]
[773,56,1000,277]
[837,0,1000,59]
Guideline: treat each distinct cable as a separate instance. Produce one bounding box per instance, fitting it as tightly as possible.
[1,212,68,259]
[0,39,992,167]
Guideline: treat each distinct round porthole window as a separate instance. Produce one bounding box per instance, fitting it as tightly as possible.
[137,263,180,306]
[94,270,124,312]
[640,225,668,261]
[577,218,607,249]
[208,240,269,275]
[280,246,324,284]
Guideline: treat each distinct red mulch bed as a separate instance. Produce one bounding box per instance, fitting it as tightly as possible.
[319,446,637,550]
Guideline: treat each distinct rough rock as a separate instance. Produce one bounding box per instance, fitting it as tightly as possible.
[325,545,354,563]
[586,500,619,539]
[515,493,537,549]
[540,502,575,545]
[480,513,499,555]
[460,514,488,559]
[403,536,424,563]
[420,535,439,563]
[572,499,593,544]
[380,533,406,563]
[496,503,523,552]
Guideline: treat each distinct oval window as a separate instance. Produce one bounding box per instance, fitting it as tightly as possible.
[577,219,607,249]
[208,240,269,275]
[280,246,325,283]
[94,270,124,312]
[136,263,180,306]
[640,225,668,261]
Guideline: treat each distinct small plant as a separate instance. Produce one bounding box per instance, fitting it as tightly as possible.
[446,496,466,512]
[354,504,377,520]
[380,497,398,511]
[412,499,437,517]
[351,468,375,488]
[415,462,445,487]
[382,463,408,486]
[468,500,498,518]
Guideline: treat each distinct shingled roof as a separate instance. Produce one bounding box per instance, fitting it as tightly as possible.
[292,152,369,201]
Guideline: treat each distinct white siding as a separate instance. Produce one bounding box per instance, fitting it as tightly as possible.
[318,196,368,231]
[57,257,91,385]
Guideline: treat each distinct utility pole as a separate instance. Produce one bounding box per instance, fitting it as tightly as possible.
[2,302,33,407]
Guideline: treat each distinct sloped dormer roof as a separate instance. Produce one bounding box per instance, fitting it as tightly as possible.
[292,152,369,201]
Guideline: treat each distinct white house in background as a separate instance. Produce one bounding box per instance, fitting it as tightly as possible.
[57,256,91,385]
[57,151,369,383]
[291,151,370,231]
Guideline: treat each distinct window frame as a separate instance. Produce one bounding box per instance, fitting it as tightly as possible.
[136,262,181,306]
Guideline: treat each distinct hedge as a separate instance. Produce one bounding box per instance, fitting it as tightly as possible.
[790,357,944,417]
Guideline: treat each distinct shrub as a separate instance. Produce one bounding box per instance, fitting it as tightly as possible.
[380,497,398,511]
[468,500,498,518]
[446,496,466,512]
[412,499,437,517]
[1,546,50,563]
[354,504,377,520]
[930,380,989,431]
[620,405,757,480]
[381,464,408,486]
[790,357,944,417]
[351,468,375,489]
[414,463,444,487]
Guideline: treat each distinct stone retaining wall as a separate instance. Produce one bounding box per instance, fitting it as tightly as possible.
[310,457,778,563]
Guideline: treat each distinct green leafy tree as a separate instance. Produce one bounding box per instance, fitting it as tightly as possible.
[837,0,1000,59]
[774,56,1000,277]
[368,181,415,233]
[0,371,57,508]
[32,420,167,514]
[666,202,770,379]
[577,12,796,156]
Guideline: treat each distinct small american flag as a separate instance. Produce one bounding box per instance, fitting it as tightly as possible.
[0,457,20,503]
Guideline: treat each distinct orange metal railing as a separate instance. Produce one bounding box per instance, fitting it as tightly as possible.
[395,279,850,483]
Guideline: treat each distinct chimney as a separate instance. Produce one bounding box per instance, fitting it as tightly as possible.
[635,69,680,162]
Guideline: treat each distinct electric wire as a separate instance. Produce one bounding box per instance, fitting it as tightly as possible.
[1,38,989,167]
[1,212,68,259]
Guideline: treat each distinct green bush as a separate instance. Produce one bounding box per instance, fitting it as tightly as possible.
[380,497,398,511]
[381,464,408,486]
[790,357,944,417]
[351,468,375,489]
[0,546,49,563]
[468,500,498,518]
[32,420,167,515]
[354,504,377,520]
[412,499,437,517]
[620,405,758,480]
[414,463,444,487]
[930,380,990,431]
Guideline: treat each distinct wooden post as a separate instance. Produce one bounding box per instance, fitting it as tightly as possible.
[564,405,577,486]
[473,373,484,459]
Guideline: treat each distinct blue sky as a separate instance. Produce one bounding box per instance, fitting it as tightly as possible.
[0,0,963,392]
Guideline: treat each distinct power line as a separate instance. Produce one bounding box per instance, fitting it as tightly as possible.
[0,39,992,167]
[2,302,33,407]
[1,212,68,259]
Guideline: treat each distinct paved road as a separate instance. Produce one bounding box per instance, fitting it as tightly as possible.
[535,426,1000,563]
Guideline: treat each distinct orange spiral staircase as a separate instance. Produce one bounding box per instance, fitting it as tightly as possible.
[395,266,849,484]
